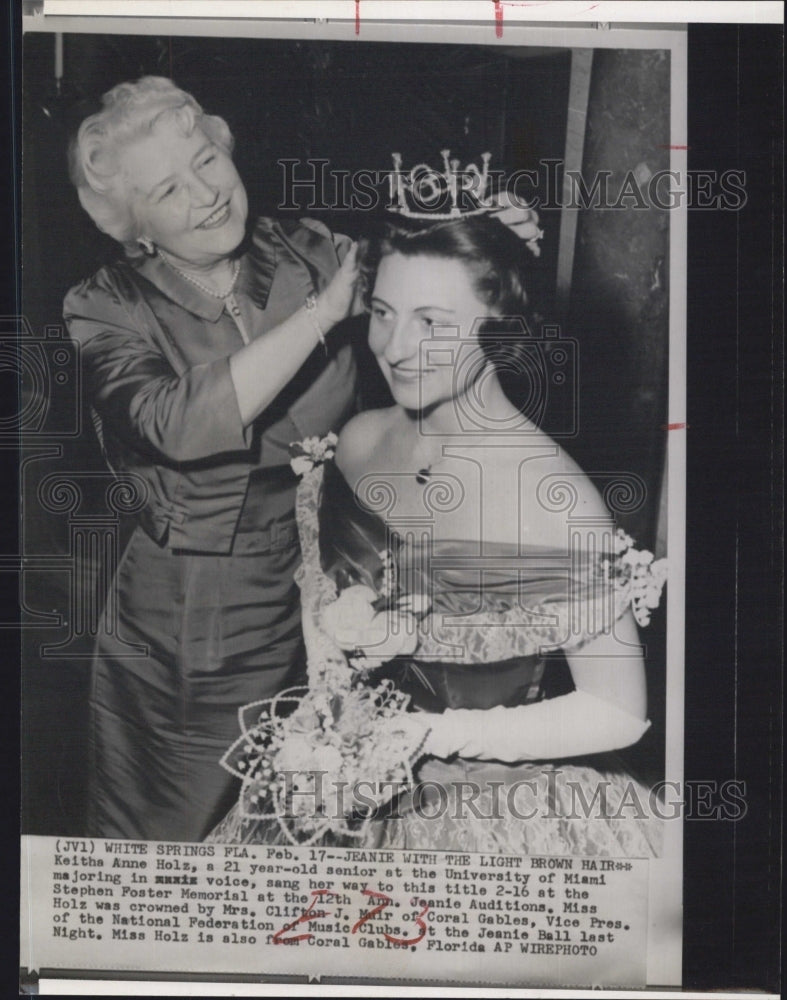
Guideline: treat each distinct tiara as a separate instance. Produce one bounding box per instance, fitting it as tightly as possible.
[387,149,497,219]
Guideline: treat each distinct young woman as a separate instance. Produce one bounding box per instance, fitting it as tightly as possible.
[211,211,666,854]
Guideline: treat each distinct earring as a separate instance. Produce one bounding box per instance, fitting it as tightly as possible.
[138,236,155,255]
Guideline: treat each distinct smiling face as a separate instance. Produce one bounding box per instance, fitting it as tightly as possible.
[121,116,248,267]
[368,252,500,413]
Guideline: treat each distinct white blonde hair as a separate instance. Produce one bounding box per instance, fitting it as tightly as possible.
[68,76,234,253]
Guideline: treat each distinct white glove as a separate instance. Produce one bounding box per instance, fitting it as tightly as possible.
[424,689,650,762]
[389,711,433,748]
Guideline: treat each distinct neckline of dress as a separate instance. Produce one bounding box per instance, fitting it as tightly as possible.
[324,458,577,559]
[131,251,252,322]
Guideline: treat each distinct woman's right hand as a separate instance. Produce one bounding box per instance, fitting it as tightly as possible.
[315,242,360,330]
[229,241,359,427]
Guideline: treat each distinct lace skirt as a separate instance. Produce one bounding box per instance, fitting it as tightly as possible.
[207,755,662,858]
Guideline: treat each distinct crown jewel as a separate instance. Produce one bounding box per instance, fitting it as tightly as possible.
[388,149,496,219]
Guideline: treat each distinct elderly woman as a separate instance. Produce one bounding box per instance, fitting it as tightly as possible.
[64,76,359,841]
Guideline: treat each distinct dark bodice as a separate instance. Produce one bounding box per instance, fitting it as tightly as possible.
[315,460,587,712]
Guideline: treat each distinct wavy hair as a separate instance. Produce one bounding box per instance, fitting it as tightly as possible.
[68,76,234,254]
[358,214,539,374]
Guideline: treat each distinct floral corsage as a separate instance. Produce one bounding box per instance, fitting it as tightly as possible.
[289,432,338,476]
[321,547,431,670]
[290,433,431,671]
[217,434,433,843]
[600,528,669,627]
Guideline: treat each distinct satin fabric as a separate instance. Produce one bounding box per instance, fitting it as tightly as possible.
[67,220,357,841]
[65,218,356,553]
[89,474,306,841]
[317,459,593,711]
[208,460,662,857]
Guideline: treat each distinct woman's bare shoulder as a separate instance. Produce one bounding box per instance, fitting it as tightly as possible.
[523,445,612,545]
[482,437,612,548]
[547,446,610,521]
[335,407,397,477]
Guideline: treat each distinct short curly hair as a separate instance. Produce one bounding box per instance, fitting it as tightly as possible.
[68,76,234,254]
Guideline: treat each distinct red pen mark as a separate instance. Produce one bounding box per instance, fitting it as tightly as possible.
[272,886,430,949]
[384,900,430,947]
[355,0,361,35]
[662,422,689,431]
[493,0,600,23]
[494,0,504,37]
[659,145,690,150]
[272,889,335,944]
[352,888,430,947]
[351,887,392,934]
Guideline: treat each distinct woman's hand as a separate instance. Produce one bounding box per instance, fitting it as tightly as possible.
[423,690,650,763]
[229,242,359,426]
[490,192,543,256]
[320,584,420,669]
[386,710,432,750]
[315,242,360,330]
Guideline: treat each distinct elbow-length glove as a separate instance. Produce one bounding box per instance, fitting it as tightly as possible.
[423,689,650,763]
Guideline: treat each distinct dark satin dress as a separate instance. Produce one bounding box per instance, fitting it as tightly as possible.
[65,220,357,842]
[91,466,306,842]
[317,460,550,712]
[210,460,661,856]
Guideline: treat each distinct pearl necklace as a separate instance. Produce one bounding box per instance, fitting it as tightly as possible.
[158,250,241,299]
[157,251,250,343]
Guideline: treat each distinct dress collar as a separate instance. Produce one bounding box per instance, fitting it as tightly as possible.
[132,252,252,322]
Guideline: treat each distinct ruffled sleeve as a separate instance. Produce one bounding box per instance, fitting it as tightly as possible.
[407,543,631,664]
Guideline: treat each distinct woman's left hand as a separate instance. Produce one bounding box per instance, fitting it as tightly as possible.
[490,192,543,256]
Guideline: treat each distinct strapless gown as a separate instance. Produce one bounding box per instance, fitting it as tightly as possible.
[208,460,662,857]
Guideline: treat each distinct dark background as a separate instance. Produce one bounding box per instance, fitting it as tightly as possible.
[3,13,783,995]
